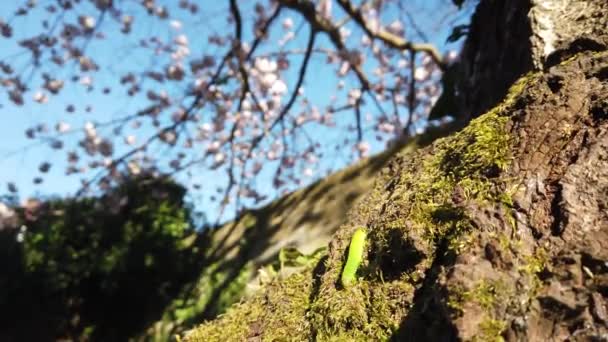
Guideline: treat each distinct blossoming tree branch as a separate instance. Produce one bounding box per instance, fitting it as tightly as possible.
[0,0,464,221]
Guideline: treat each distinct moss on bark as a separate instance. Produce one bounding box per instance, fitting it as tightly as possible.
[183,71,536,341]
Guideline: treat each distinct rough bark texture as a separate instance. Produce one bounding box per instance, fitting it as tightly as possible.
[506,52,608,341]
[419,50,608,341]
[184,0,608,340]
[454,0,534,121]
[455,0,608,121]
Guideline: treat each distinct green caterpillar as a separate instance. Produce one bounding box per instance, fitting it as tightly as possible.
[341,227,367,287]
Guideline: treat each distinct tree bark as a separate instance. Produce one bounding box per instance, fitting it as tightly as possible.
[185,0,608,340]
[455,0,608,122]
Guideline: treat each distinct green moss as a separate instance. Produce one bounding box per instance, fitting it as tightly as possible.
[477,318,507,342]
[184,253,324,342]
[520,247,548,275]
[448,279,510,341]
[307,75,533,339]
[303,222,416,340]
[368,281,416,335]
[459,280,509,311]
[185,74,535,341]
[308,281,413,341]
[184,295,261,341]
[401,108,512,246]
[406,74,535,246]
[310,284,370,340]
[518,246,548,300]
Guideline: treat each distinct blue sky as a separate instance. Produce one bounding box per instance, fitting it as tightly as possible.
[0,0,472,224]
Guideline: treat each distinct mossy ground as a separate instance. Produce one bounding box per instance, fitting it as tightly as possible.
[184,75,535,341]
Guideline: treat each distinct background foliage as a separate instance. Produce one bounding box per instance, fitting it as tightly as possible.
[0,175,203,341]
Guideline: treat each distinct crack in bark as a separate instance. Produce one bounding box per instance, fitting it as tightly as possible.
[549,182,565,236]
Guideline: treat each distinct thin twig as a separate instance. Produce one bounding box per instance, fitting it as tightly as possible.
[335,0,446,70]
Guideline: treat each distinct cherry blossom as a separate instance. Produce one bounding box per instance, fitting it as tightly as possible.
[0,0,466,222]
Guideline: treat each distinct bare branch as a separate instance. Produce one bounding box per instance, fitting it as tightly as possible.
[269,28,317,132]
[355,96,363,142]
[405,50,417,135]
[246,5,283,61]
[76,50,234,196]
[279,0,371,90]
[336,0,446,70]
[227,24,318,218]
[229,0,242,42]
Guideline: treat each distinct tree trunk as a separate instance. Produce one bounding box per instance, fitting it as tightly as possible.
[455,0,607,122]
[184,0,608,340]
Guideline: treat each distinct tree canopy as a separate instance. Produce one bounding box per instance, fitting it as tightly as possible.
[0,0,472,222]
